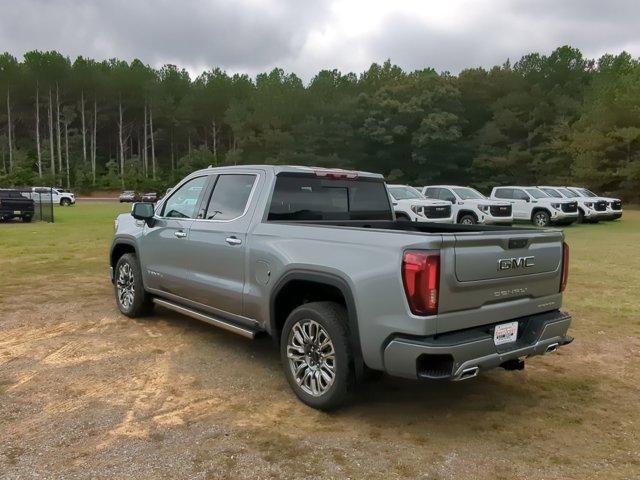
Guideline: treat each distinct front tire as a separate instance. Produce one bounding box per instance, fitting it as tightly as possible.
[60,198,71,206]
[280,301,353,410]
[114,253,153,317]
[459,213,477,225]
[532,210,550,227]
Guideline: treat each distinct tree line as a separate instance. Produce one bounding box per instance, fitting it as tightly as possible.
[0,46,639,198]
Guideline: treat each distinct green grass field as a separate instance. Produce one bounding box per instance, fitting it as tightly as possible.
[1,203,639,478]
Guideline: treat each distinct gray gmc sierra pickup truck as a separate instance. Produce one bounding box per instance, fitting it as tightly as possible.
[110,165,572,409]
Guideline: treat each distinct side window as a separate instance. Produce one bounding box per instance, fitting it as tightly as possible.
[161,176,208,218]
[494,188,513,199]
[424,187,439,199]
[205,174,256,220]
[439,188,456,203]
[513,189,529,201]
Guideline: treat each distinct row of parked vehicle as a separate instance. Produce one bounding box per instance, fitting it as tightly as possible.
[388,184,623,227]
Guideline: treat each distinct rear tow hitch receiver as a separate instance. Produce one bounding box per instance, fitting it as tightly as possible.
[501,358,525,371]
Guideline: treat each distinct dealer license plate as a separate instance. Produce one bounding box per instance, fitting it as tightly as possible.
[14,210,21,214]
[494,321,518,346]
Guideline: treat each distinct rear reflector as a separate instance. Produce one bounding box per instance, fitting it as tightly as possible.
[560,241,569,292]
[402,251,440,316]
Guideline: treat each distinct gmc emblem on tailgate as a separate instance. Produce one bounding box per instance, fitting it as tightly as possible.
[497,256,535,271]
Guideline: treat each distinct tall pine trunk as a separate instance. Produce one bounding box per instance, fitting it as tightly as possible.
[64,121,70,188]
[149,104,156,179]
[35,85,42,177]
[91,97,97,185]
[118,96,124,187]
[80,90,87,165]
[6,88,12,171]
[170,128,175,177]
[56,83,63,174]
[212,119,217,164]
[143,102,148,177]
[48,88,55,176]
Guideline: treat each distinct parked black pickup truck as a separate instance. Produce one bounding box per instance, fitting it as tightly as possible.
[0,190,35,222]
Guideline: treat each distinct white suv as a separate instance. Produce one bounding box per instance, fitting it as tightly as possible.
[566,187,623,221]
[30,187,76,206]
[421,185,513,225]
[538,186,605,223]
[387,185,453,223]
[490,186,578,227]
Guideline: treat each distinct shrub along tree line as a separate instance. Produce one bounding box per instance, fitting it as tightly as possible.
[0,46,639,198]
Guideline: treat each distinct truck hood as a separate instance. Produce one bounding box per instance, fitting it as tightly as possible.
[456,199,511,207]
[395,199,451,207]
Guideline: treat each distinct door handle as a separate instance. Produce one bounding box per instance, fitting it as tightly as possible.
[225,236,242,245]
[174,230,187,238]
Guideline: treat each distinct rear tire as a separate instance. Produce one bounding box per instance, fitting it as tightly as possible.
[532,210,550,227]
[114,253,153,318]
[280,301,354,410]
[22,215,32,223]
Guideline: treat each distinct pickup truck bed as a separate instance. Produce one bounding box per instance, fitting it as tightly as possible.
[110,165,572,409]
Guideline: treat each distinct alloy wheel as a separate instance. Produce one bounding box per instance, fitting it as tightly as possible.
[286,319,336,396]
[534,212,548,227]
[117,262,135,309]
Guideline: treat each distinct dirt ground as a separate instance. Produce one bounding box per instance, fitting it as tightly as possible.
[1,205,639,479]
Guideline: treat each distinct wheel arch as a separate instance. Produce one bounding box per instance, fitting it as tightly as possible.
[270,270,364,379]
[110,240,139,281]
[456,210,478,223]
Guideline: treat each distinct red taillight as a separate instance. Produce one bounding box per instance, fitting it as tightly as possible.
[402,251,440,316]
[560,241,569,292]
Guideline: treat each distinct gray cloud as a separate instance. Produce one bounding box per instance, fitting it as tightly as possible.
[1,0,639,81]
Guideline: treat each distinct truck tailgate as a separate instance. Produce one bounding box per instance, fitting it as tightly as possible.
[437,230,564,333]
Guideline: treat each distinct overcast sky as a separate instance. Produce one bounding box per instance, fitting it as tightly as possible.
[1,0,639,81]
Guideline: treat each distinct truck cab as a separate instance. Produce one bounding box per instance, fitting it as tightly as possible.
[490,186,578,227]
[422,185,513,225]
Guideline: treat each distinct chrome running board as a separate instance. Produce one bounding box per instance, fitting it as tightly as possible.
[153,297,257,339]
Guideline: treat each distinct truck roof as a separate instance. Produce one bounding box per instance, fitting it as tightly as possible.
[195,164,384,179]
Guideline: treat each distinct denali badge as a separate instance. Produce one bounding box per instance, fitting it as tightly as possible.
[497,256,535,271]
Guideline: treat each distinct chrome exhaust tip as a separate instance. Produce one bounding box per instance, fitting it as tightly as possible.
[545,342,559,354]
[458,366,479,380]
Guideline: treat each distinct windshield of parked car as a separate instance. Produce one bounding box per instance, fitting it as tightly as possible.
[268,174,393,221]
[452,187,485,200]
[387,186,424,201]
[540,188,562,198]
[558,188,579,198]
[576,188,597,197]
[525,188,550,199]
